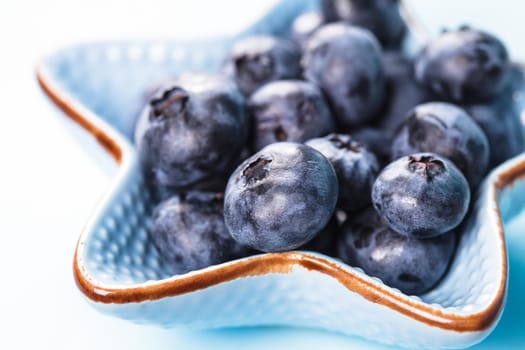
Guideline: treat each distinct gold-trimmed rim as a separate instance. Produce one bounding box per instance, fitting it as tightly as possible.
[37,69,124,164]
[35,6,520,329]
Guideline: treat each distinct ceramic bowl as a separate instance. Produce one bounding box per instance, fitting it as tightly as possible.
[36,0,525,348]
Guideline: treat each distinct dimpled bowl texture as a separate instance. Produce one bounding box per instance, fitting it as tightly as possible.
[36,0,525,348]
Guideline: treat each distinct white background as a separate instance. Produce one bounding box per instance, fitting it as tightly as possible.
[0,1,524,349]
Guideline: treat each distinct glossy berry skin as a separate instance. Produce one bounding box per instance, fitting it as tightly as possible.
[415,27,510,103]
[224,142,338,252]
[321,0,406,49]
[150,191,251,274]
[225,35,301,96]
[337,207,456,295]
[134,73,248,192]
[462,68,525,168]
[302,23,385,129]
[306,134,379,212]
[248,80,335,151]
[290,11,324,51]
[372,153,470,238]
[391,102,489,189]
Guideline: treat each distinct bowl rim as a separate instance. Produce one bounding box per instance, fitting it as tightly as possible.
[34,0,519,333]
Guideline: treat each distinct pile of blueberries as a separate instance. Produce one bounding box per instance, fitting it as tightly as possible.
[134,0,524,295]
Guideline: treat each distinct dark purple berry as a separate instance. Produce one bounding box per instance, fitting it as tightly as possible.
[224,142,338,252]
[248,80,335,151]
[415,27,510,103]
[225,35,301,96]
[306,133,379,212]
[321,0,406,49]
[391,102,489,189]
[337,207,456,295]
[150,191,251,274]
[372,153,470,238]
[462,67,525,168]
[134,73,248,193]
[302,23,385,128]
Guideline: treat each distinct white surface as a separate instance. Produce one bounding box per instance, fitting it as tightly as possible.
[0,1,522,349]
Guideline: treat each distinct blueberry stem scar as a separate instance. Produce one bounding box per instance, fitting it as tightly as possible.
[328,134,361,153]
[242,157,272,185]
[151,87,189,118]
[408,155,445,180]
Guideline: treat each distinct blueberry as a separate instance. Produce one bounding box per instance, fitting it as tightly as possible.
[372,153,470,238]
[337,207,456,295]
[391,102,490,189]
[224,35,301,96]
[302,23,385,128]
[306,134,379,212]
[415,27,510,103]
[224,142,338,252]
[248,80,335,151]
[150,191,251,274]
[462,67,525,168]
[321,0,406,49]
[134,73,248,193]
[290,11,324,51]
[375,52,433,132]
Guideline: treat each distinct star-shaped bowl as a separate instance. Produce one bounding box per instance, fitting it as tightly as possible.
[36,0,525,348]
